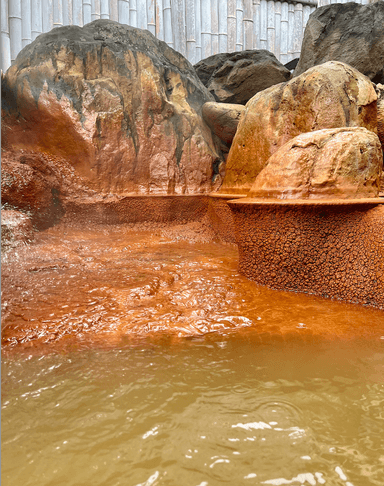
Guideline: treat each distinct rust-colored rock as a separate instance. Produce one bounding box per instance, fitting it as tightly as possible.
[249,128,383,200]
[229,202,384,308]
[1,20,223,200]
[1,151,65,229]
[218,62,378,196]
[202,102,245,145]
[1,210,34,250]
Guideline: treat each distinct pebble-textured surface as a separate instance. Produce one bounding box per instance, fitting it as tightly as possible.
[229,202,384,308]
[207,196,237,243]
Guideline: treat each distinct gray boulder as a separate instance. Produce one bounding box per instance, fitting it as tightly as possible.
[294,2,384,84]
[194,50,291,105]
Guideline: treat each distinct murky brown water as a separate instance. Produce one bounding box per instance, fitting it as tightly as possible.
[2,222,384,485]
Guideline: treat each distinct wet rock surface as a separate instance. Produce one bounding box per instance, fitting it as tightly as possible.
[1,19,223,200]
[202,101,245,145]
[194,50,291,105]
[1,210,34,250]
[249,128,383,200]
[294,2,384,84]
[219,61,378,196]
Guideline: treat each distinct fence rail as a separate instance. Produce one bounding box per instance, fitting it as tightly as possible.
[0,0,370,72]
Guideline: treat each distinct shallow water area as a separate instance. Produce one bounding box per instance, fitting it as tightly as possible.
[2,222,384,485]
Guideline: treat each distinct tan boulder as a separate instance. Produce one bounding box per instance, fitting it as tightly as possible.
[2,20,223,200]
[218,61,378,196]
[248,128,383,200]
[202,102,245,145]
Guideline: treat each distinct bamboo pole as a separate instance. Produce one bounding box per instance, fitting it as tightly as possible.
[280,1,288,64]
[293,3,302,58]
[100,0,109,19]
[22,0,33,46]
[147,0,156,35]
[62,0,73,25]
[163,0,172,46]
[227,0,236,52]
[119,0,129,24]
[201,0,212,58]
[173,0,186,56]
[1,0,11,70]
[253,0,261,49]
[259,0,267,49]
[274,1,281,59]
[303,5,311,28]
[267,0,275,54]
[130,0,138,27]
[83,0,92,24]
[42,0,53,32]
[211,0,219,54]
[243,0,253,50]
[287,3,294,61]
[137,0,148,31]
[72,0,82,26]
[186,0,196,63]
[218,0,227,53]
[9,0,22,62]
[91,0,100,21]
[155,0,164,40]
[110,0,118,21]
[236,0,243,52]
[195,0,202,60]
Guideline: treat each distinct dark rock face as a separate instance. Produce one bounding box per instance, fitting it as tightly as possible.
[194,50,291,105]
[294,2,384,84]
[202,102,245,145]
[2,19,223,201]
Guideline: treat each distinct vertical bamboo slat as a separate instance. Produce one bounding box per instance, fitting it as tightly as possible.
[303,5,311,27]
[293,3,302,58]
[267,0,275,54]
[227,0,236,52]
[100,0,109,19]
[201,0,212,58]
[287,3,294,61]
[119,0,129,24]
[130,0,138,27]
[42,0,54,31]
[186,0,196,63]
[137,0,148,31]
[253,0,261,49]
[172,0,186,56]
[1,0,11,69]
[274,1,281,59]
[109,0,118,21]
[194,0,201,60]
[83,0,92,24]
[9,0,23,63]
[236,0,243,51]
[91,0,100,21]
[243,0,253,49]
[218,0,227,53]
[72,0,82,26]
[259,0,267,49]
[211,0,219,54]
[280,1,288,64]
[147,0,156,35]
[62,0,73,25]
[155,0,164,41]
[22,0,33,46]
[163,0,172,46]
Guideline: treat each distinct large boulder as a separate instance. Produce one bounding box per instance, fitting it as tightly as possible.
[1,20,223,200]
[248,128,383,200]
[218,62,378,196]
[294,2,384,84]
[194,50,291,105]
[202,102,245,145]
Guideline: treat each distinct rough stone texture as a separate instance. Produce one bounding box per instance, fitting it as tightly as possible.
[1,151,65,229]
[294,2,384,84]
[1,210,34,250]
[194,50,291,105]
[2,19,223,202]
[207,197,238,244]
[249,128,383,200]
[229,202,384,308]
[202,102,245,145]
[219,62,378,196]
